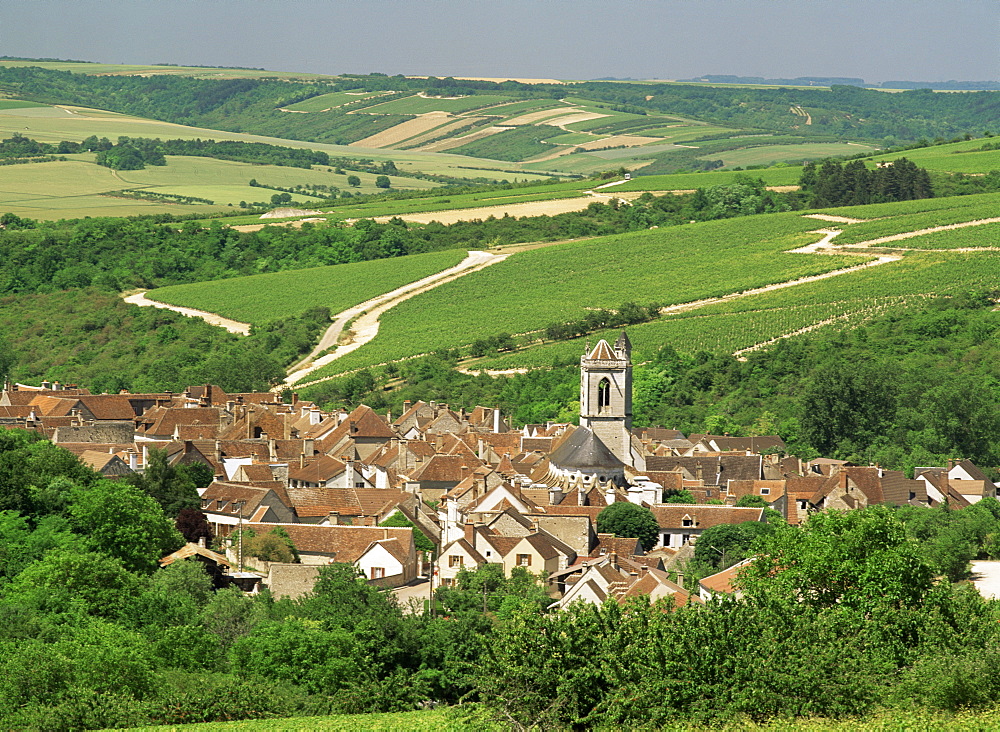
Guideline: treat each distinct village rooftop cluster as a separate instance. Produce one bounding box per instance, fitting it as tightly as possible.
[3,332,994,606]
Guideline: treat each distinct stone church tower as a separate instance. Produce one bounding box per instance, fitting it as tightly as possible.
[579,331,634,466]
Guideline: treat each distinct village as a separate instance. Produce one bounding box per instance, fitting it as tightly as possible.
[2,330,995,609]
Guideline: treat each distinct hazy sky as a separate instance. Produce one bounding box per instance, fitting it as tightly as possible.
[2,0,997,83]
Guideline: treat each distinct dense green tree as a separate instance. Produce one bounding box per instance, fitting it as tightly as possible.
[375,175,391,189]
[596,502,660,550]
[739,506,934,611]
[127,447,200,516]
[68,480,184,573]
[346,175,361,187]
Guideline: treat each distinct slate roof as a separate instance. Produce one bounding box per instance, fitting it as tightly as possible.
[549,426,624,471]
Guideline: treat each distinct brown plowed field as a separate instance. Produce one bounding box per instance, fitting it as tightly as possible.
[355,112,453,148]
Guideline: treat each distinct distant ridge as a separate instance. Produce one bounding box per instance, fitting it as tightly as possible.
[679,74,1000,90]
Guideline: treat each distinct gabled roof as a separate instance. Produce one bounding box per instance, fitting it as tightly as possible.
[441,537,487,565]
[651,505,765,530]
[699,557,756,595]
[249,523,413,563]
[159,543,232,568]
[549,426,623,471]
[287,454,346,484]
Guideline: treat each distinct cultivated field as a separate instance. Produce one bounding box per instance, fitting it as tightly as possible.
[146,250,467,325]
[703,142,878,168]
[302,213,871,380]
[360,93,517,114]
[282,91,385,111]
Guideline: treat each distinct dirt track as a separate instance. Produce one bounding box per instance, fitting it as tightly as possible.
[123,292,251,335]
[285,250,509,386]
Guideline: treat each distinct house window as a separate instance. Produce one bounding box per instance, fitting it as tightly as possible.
[760,487,770,496]
[355,481,365,489]
[909,491,916,501]
[370,567,385,579]
[682,534,691,544]
[449,555,464,569]
[441,577,453,587]
[682,516,693,527]
[517,554,532,567]
[598,378,611,409]
[798,500,808,510]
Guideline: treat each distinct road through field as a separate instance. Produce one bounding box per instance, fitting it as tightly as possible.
[122,291,252,335]
[285,250,509,386]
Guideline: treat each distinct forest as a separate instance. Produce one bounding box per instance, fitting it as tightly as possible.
[4,425,1000,728]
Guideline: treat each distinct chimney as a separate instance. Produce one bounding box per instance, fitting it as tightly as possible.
[127,450,138,471]
[675,571,685,588]
[291,392,298,405]
[142,444,148,471]
[386,410,392,423]
[268,438,277,462]
[303,437,314,456]
[549,485,564,505]
[343,456,354,490]
[299,452,306,469]
[328,511,340,526]
[403,400,411,412]
[609,551,618,570]
[198,536,206,548]
[310,408,321,425]
[493,407,500,433]
[464,520,476,544]
[350,420,357,435]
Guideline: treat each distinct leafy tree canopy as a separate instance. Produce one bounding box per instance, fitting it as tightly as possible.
[596,501,660,551]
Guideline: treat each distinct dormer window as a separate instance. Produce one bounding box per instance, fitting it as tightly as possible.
[682,515,694,528]
[760,487,770,496]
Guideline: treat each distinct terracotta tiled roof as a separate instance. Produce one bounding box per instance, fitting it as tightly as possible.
[699,558,756,596]
[77,395,137,420]
[248,523,413,563]
[288,455,346,484]
[651,505,764,530]
[586,339,616,360]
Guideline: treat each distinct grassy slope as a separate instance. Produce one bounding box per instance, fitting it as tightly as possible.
[304,214,870,378]
[124,705,1000,730]
[147,250,467,324]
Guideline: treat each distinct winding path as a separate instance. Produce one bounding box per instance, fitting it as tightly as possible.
[122,292,252,335]
[284,250,508,386]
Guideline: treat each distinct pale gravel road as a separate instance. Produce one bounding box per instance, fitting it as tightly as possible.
[123,292,251,335]
[971,560,1000,600]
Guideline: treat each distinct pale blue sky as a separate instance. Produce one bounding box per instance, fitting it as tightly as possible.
[2,0,997,82]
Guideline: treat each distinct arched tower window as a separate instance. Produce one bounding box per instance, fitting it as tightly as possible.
[597,378,611,409]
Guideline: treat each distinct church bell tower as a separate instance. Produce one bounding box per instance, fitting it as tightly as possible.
[579,331,633,465]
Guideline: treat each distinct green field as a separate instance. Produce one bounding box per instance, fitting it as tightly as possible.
[870,138,1000,173]
[830,195,1000,245]
[868,221,1000,249]
[0,103,560,189]
[0,153,439,218]
[283,91,385,112]
[705,142,877,168]
[303,214,871,379]
[612,167,803,191]
[475,245,1000,371]
[147,250,467,324]
[362,94,517,114]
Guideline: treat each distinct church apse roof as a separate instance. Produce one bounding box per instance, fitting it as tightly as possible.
[549,426,624,471]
